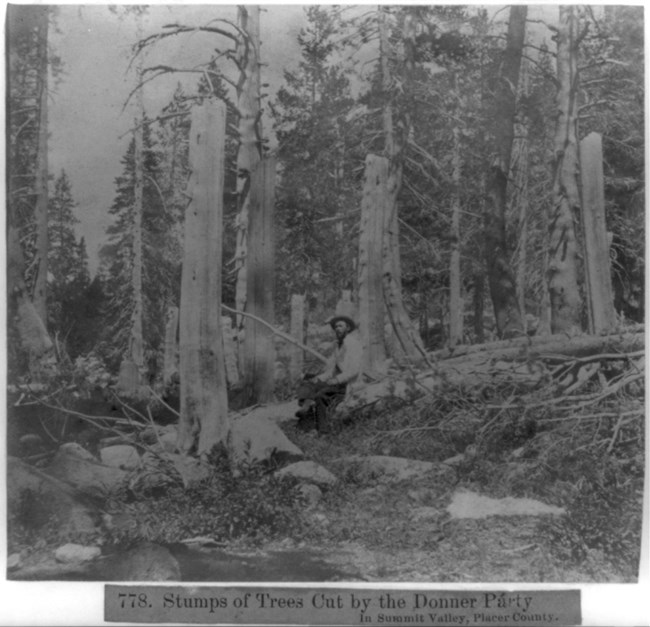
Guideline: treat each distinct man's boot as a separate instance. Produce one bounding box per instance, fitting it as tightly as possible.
[295,399,316,431]
[316,403,331,434]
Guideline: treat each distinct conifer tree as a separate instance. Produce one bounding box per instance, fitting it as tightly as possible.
[99,124,176,378]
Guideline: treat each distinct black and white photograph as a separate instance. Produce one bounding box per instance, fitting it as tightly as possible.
[3,2,647,624]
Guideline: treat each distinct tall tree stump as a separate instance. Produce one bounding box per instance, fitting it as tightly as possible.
[242,157,277,405]
[178,100,230,456]
[580,132,616,333]
[358,155,388,375]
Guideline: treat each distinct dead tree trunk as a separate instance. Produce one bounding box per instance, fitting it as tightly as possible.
[579,132,616,333]
[513,61,530,332]
[548,5,583,334]
[178,100,230,456]
[233,5,262,329]
[8,222,54,378]
[289,294,305,382]
[483,5,527,339]
[32,6,48,324]
[377,5,426,364]
[449,125,463,347]
[163,305,179,386]
[242,157,277,405]
[221,316,240,387]
[358,154,388,375]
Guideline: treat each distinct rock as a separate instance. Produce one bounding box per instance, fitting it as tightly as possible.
[308,512,330,528]
[100,445,140,469]
[48,444,129,496]
[158,430,179,453]
[7,553,22,571]
[103,542,181,581]
[54,543,101,564]
[231,415,303,467]
[447,490,566,520]
[19,433,45,454]
[296,483,323,507]
[410,507,441,522]
[7,457,99,538]
[168,454,211,488]
[132,452,174,492]
[441,453,466,466]
[235,401,300,426]
[275,461,337,488]
[335,455,457,487]
[57,442,97,462]
[141,424,178,452]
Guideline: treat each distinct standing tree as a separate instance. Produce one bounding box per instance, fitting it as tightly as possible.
[32,5,50,324]
[233,5,262,323]
[47,170,92,356]
[483,5,527,338]
[6,4,56,378]
[547,6,583,333]
[99,124,175,378]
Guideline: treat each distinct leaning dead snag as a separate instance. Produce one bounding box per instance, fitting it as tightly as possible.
[178,100,230,456]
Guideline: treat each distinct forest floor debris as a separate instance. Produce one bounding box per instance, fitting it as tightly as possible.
[6,331,644,583]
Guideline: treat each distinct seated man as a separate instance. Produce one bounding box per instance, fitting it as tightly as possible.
[296,315,362,433]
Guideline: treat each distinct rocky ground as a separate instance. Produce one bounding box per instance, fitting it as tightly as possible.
[7,395,640,584]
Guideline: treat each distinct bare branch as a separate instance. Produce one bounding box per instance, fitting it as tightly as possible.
[221,304,328,364]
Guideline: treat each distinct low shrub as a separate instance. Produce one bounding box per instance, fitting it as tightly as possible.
[105,455,305,547]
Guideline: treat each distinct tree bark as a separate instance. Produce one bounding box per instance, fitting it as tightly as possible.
[32,6,49,324]
[163,305,179,386]
[8,223,54,377]
[358,154,388,375]
[377,6,426,364]
[178,100,230,456]
[120,10,145,395]
[289,294,305,382]
[483,5,527,339]
[548,5,583,334]
[449,125,463,347]
[233,5,262,329]
[241,157,277,405]
[579,132,616,333]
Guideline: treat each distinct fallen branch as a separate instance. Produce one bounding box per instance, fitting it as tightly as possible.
[221,304,328,364]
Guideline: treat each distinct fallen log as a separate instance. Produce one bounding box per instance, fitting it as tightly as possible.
[340,328,644,412]
[430,325,643,362]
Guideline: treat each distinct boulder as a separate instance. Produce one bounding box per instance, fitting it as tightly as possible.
[100,445,140,469]
[7,554,22,571]
[102,542,181,581]
[7,457,99,538]
[235,401,300,426]
[275,461,337,488]
[48,443,129,496]
[54,543,101,564]
[57,442,97,462]
[296,483,323,507]
[447,490,566,519]
[410,506,441,522]
[231,415,303,467]
[18,433,45,455]
[335,455,457,487]
[168,454,211,488]
[141,424,178,453]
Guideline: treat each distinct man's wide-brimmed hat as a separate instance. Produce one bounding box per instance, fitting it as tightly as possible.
[328,315,356,331]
